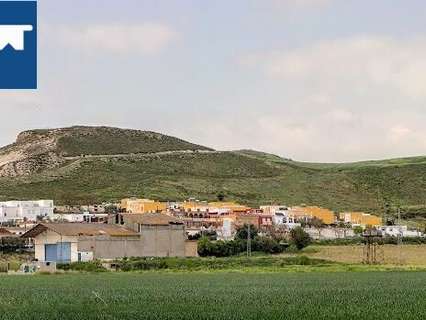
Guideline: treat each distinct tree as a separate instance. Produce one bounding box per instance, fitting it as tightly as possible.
[253,236,284,254]
[336,221,351,238]
[353,225,363,235]
[217,192,225,202]
[309,217,324,239]
[197,237,214,257]
[290,227,311,250]
[235,224,258,241]
[104,204,119,214]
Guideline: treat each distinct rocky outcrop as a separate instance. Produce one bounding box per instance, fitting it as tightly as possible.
[0,132,60,177]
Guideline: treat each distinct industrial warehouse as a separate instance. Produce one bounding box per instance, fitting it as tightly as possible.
[22,213,197,262]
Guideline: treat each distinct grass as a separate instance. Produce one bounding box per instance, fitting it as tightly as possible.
[0,272,426,319]
[72,256,334,272]
[2,151,426,216]
[55,126,212,157]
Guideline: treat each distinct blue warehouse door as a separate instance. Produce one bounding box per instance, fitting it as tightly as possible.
[44,243,71,262]
[45,244,57,262]
[57,242,71,262]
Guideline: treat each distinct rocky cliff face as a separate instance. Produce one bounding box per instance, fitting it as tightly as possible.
[0,130,64,177]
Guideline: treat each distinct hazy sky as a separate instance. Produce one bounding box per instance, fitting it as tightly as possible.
[1,0,426,162]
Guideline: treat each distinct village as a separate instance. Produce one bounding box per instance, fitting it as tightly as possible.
[0,197,423,267]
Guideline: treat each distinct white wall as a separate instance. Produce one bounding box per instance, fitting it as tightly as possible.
[34,230,78,262]
[379,226,423,238]
[53,214,85,223]
[273,211,301,229]
[0,200,54,223]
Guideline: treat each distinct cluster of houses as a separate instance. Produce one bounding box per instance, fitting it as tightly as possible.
[0,200,54,223]
[0,198,423,265]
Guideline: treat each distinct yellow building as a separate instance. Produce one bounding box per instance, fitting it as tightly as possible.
[182,200,209,212]
[182,200,250,213]
[121,198,166,214]
[290,206,336,225]
[340,212,382,226]
[208,202,251,213]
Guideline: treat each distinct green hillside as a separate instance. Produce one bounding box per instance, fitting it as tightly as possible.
[0,126,425,224]
[54,126,212,156]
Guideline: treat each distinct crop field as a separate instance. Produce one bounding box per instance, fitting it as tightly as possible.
[307,245,426,265]
[0,272,425,319]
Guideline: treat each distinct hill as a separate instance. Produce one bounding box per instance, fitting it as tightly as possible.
[0,126,212,177]
[0,126,425,223]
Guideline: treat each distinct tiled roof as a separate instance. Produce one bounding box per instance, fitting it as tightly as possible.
[0,228,12,235]
[21,223,138,238]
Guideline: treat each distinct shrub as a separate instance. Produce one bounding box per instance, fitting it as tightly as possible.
[57,261,106,272]
[290,227,312,250]
[235,224,258,241]
[113,256,332,271]
[353,226,363,235]
[252,236,285,254]
[197,236,285,257]
[0,237,27,253]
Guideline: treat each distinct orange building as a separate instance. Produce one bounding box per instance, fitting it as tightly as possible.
[181,200,209,212]
[290,206,336,225]
[120,198,167,213]
[235,214,260,228]
[340,212,382,226]
[182,200,250,214]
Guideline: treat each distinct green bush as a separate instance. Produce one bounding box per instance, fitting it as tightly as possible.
[113,256,332,271]
[252,236,285,254]
[235,224,258,241]
[57,261,106,272]
[197,237,244,257]
[0,237,27,253]
[197,236,286,257]
[290,227,312,250]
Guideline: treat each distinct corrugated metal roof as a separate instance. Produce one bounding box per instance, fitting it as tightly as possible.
[122,213,183,226]
[21,223,138,238]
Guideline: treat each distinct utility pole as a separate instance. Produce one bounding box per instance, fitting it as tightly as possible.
[247,224,251,257]
[397,206,403,265]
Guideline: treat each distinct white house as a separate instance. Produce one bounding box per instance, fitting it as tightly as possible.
[53,213,108,223]
[379,225,423,238]
[0,200,54,223]
[260,205,288,215]
[272,210,301,229]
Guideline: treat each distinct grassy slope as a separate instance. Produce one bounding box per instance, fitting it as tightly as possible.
[0,272,426,319]
[0,127,425,217]
[1,151,426,218]
[55,126,213,156]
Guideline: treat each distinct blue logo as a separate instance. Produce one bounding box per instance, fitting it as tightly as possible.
[0,1,37,89]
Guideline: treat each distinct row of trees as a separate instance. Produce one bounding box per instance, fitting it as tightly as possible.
[197,225,311,257]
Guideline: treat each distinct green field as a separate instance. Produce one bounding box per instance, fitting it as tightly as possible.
[0,272,425,319]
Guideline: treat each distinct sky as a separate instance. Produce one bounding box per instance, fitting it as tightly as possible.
[1,0,426,162]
